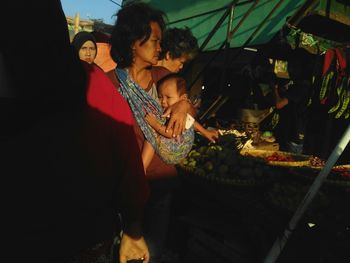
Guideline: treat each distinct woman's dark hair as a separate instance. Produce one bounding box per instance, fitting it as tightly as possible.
[110,2,166,68]
[91,30,111,44]
[157,73,187,96]
[159,27,199,61]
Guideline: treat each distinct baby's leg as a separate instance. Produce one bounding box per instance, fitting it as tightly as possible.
[142,141,155,173]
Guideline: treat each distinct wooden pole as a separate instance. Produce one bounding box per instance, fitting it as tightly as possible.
[74,12,80,35]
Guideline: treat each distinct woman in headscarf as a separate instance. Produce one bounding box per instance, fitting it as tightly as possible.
[71,31,97,64]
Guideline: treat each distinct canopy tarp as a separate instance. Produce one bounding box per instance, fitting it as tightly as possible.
[123,0,306,51]
[122,0,350,51]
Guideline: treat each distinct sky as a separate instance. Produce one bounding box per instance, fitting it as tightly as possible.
[60,0,122,25]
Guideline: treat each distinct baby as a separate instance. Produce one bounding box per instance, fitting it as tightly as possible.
[142,73,219,171]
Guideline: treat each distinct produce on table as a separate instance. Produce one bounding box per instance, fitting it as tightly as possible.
[261,131,276,143]
[264,152,295,162]
[179,133,273,185]
[180,133,350,186]
[241,149,311,167]
[332,166,350,178]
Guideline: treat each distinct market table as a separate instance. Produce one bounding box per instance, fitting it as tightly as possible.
[168,135,350,262]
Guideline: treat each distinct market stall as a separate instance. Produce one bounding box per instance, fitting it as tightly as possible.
[171,131,350,262]
[120,0,350,261]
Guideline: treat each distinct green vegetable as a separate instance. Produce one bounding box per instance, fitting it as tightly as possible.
[262,131,273,137]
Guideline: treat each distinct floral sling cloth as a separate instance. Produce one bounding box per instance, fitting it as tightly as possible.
[116,68,194,164]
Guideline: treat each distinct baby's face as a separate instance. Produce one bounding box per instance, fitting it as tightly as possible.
[158,79,181,109]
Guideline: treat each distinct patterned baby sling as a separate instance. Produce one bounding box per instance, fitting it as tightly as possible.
[116,68,194,164]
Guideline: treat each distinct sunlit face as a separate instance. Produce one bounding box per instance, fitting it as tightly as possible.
[158,78,182,109]
[133,22,162,67]
[78,40,97,64]
[165,54,188,73]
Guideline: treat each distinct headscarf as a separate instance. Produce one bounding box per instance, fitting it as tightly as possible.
[71,31,97,52]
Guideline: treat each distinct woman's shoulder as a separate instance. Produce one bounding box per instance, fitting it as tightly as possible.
[106,68,120,87]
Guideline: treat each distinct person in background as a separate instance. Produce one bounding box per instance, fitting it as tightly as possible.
[156,27,199,73]
[1,1,149,262]
[71,31,97,64]
[91,30,117,72]
[106,3,195,262]
[153,26,201,115]
[273,48,313,154]
[142,73,219,171]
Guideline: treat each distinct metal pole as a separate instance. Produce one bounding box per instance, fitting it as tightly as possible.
[186,0,257,90]
[199,0,239,52]
[217,2,237,94]
[198,9,230,51]
[217,0,260,94]
[228,0,260,43]
[264,123,350,263]
[199,95,223,121]
[187,0,243,90]
[287,0,320,28]
[227,0,285,66]
[226,3,236,46]
[189,0,275,91]
[183,1,233,86]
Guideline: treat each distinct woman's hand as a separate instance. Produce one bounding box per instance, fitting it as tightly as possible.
[119,233,150,263]
[162,100,191,137]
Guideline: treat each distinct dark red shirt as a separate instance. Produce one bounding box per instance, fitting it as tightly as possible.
[83,63,149,232]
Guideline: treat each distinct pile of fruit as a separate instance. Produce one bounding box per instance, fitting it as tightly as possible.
[178,134,274,186]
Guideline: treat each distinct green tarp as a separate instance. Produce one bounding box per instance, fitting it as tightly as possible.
[123,0,306,50]
[123,0,350,51]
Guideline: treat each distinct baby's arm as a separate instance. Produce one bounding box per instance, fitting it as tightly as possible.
[145,113,174,138]
[193,121,219,143]
[142,141,155,173]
